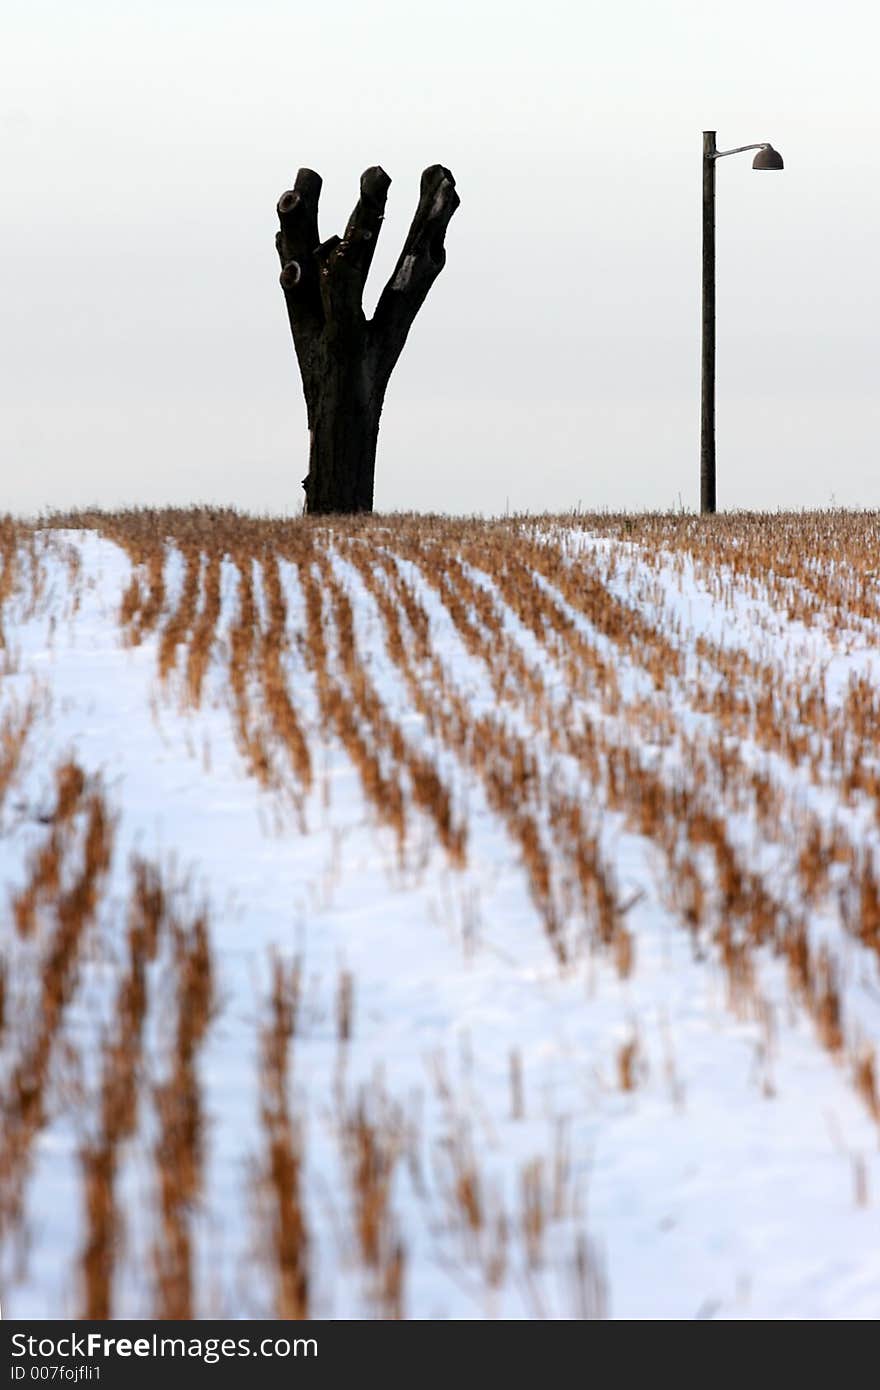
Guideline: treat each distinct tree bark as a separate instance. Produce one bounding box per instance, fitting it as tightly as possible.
[276,164,459,514]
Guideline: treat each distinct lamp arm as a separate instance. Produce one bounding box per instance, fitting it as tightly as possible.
[712,142,770,160]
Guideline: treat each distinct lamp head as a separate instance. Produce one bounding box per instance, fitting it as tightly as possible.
[752,145,784,170]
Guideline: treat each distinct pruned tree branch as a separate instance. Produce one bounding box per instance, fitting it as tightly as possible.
[276,168,324,397]
[371,165,460,385]
[341,165,391,288]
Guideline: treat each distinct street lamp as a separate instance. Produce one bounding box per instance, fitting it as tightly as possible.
[701,131,784,514]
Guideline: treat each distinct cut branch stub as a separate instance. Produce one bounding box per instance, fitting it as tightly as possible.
[276,163,459,514]
[276,169,322,259]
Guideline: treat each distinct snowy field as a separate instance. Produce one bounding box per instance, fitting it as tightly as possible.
[1,509,879,1320]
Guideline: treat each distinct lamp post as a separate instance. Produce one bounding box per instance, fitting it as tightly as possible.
[701,131,784,515]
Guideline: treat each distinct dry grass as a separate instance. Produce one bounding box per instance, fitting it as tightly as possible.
[151,904,214,1319]
[79,858,168,1317]
[254,954,309,1319]
[31,506,880,1129]
[1,761,114,1236]
[342,1083,407,1318]
[5,506,880,1316]
[0,695,41,818]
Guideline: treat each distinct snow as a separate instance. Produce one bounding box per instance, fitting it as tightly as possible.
[1,521,879,1320]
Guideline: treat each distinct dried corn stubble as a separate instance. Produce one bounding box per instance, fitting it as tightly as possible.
[78,857,168,1318]
[151,903,215,1320]
[24,508,880,1144]
[254,955,308,1320]
[1,765,114,1234]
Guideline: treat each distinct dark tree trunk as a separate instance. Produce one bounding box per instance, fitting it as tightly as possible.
[276,164,459,515]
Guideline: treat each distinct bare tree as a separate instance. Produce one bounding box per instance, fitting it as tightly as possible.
[276,165,459,515]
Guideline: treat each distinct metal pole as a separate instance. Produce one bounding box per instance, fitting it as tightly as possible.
[701,130,716,515]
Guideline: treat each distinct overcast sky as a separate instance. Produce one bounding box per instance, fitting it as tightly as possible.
[2,0,878,517]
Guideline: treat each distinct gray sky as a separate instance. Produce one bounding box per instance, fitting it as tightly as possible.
[2,0,878,516]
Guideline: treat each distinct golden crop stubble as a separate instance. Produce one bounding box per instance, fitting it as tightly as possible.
[296,550,408,851]
[255,954,308,1320]
[152,907,215,1320]
[257,551,313,798]
[78,857,168,1318]
[0,695,41,820]
[1,768,114,1232]
[185,551,222,707]
[158,544,202,682]
[342,1085,406,1318]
